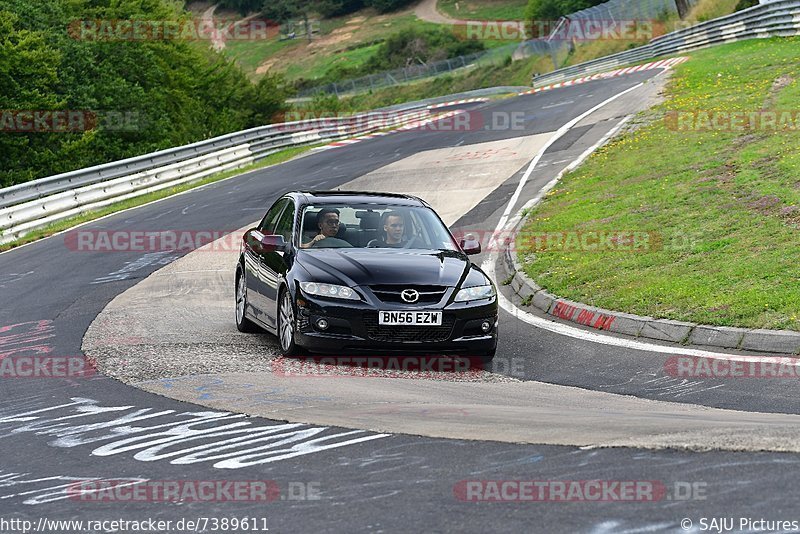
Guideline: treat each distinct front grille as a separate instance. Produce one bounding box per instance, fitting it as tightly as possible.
[363,312,455,343]
[369,285,448,305]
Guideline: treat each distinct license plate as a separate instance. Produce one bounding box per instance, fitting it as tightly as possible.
[378,311,442,326]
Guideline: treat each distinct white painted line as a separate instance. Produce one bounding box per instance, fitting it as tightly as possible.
[542,100,574,109]
[492,81,644,244]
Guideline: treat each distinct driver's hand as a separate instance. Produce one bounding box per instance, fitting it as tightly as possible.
[313,234,326,242]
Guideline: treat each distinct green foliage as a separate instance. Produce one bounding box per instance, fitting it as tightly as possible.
[217,0,263,15]
[364,27,485,71]
[367,0,417,13]
[292,26,485,91]
[0,0,292,187]
[524,0,607,21]
[256,0,415,21]
[734,0,758,11]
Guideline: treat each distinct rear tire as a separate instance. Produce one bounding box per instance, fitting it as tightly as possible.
[277,286,300,357]
[235,268,260,333]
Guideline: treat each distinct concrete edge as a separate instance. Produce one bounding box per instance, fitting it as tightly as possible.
[497,133,800,357]
[503,239,800,355]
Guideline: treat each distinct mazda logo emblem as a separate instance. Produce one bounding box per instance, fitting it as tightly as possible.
[401,289,419,303]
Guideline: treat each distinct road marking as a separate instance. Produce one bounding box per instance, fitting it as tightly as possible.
[91,251,180,284]
[542,100,574,109]
[493,82,644,240]
[0,397,389,470]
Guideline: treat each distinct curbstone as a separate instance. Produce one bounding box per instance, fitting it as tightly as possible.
[518,281,537,301]
[639,319,695,344]
[606,312,651,338]
[503,257,800,354]
[510,274,523,293]
[548,299,617,330]
[532,290,556,314]
[689,325,746,349]
[740,329,800,354]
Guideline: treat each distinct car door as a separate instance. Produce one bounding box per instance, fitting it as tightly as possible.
[245,198,290,325]
[259,199,296,326]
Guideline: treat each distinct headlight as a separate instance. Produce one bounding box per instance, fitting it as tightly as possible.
[454,284,495,302]
[299,282,360,301]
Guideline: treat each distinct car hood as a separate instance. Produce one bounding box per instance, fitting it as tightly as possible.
[296,249,473,288]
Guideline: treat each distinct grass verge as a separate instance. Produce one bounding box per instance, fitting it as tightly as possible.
[437,0,528,21]
[517,37,800,331]
[337,52,548,109]
[0,145,316,253]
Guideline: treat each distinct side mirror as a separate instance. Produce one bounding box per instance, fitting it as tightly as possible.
[460,233,481,255]
[260,234,287,252]
[244,229,287,253]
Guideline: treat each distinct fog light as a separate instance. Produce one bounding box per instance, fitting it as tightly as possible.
[481,320,492,333]
[316,318,329,331]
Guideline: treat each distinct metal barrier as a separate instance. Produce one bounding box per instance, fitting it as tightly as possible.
[0,108,430,244]
[0,85,527,245]
[514,0,694,66]
[530,0,800,86]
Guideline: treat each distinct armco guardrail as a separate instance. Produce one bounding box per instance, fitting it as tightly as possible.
[0,108,433,245]
[0,83,526,246]
[531,0,800,87]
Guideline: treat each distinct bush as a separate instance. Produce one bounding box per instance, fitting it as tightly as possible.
[367,0,417,13]
[0,0,292,187]
[734,0,758,11]
[363,27,485,72]
[525,0,607,22]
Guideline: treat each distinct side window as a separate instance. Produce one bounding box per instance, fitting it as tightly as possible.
[259,198,290,233]
[274,202,296,244]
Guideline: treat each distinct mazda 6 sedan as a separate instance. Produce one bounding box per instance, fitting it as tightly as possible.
[235,191,498,361]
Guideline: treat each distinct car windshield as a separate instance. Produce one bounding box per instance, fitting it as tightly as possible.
[298,203,459,251]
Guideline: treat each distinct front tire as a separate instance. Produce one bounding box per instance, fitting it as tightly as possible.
[277,287,299,356]
[477,348,496,365]
[235,268,260,333]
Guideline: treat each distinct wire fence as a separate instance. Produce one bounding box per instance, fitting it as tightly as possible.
[298,43,518,98]
[300,0,701,97]
[516,0,701,70]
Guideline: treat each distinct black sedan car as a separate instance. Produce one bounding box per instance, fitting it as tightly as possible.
[235,191,498,361]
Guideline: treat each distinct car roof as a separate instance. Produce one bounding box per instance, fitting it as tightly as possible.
[290,191,428,207]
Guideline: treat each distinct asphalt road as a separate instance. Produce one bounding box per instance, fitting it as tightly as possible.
[1,69,798,532]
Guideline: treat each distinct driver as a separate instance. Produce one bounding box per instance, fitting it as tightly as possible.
[301,208,352,248]
[367,212,412,248]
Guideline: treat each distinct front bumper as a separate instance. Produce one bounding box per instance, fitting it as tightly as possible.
[294,291,498,355]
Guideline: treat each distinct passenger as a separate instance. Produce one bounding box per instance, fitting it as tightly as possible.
[367,211,413,248]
